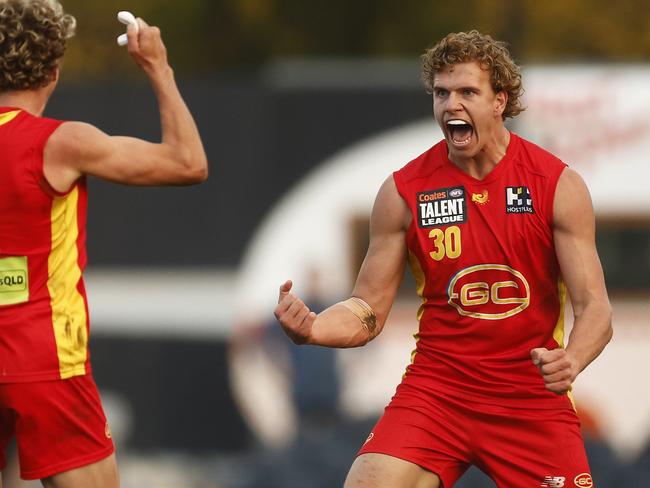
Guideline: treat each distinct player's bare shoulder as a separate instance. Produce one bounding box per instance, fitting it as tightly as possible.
[370,175,411,233]
[43,122,110,191]
[46,121,111,165]
[553,167,594,231]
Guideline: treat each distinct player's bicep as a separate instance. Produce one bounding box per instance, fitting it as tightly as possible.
[352,175,409,323]
[45,122,189,188]
[553,168,608,314]
[82,134,173,185]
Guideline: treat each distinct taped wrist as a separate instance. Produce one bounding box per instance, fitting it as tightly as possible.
[340,297,378,340]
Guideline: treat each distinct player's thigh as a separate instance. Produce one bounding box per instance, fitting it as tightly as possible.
[41,453,118,488]
[345,453,441,488]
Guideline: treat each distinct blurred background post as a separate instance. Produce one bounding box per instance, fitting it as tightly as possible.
[7,0,650,486]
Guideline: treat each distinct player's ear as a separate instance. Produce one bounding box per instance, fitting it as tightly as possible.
[494,90,507,118]
[43,66,60,98]
[51,65,60,84]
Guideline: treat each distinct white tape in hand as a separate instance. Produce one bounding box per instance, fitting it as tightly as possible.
[117,11,139,47]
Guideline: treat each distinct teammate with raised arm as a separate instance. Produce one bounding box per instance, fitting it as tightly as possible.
[275,30,612,487]
[0,1,207,487]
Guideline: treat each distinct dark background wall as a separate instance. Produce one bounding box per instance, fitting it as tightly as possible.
[44,76,432,452]
[46,78,430,267]
[42,74,649,454]
[45,78,650,289]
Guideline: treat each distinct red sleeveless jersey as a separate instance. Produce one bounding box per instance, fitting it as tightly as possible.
[393,132,572,410]
[0,108,90,383]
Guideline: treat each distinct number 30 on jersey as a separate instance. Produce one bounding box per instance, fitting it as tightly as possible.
[429,225,462,261]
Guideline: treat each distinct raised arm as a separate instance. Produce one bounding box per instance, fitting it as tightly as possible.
[43,18,208,191]
[531,168,613,394]
[274,175,410,348]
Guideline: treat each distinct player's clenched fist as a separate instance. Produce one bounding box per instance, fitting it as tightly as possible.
[274,280,317,345]
[530,347,579,395]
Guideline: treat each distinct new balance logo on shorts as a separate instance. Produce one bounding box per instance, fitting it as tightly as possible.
[541,476,565,487]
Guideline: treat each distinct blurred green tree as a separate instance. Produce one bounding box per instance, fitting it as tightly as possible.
[60,0,650,79]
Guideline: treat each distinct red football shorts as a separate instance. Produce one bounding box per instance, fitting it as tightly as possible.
[358,384,593,487]
[0,374,115,480]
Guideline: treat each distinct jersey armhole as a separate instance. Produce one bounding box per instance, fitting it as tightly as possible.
[30,119,71,198]
[547,162,568,228]
[392,169,408,202]
[392,169,417,241]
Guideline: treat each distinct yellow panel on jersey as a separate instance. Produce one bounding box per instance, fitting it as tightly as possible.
[407,251,427,370]
[552,278,576,409]
[0,110,21,127]
[552,278,567,348]
[48,187,88,379]
[408,250,427,321]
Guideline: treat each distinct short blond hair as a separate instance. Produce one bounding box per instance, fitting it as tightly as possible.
[421,30,524,119]
[0,0,76,92]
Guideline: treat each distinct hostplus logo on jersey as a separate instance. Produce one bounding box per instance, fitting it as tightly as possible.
[540,476,566,487]
[417,186,467,228]
[506,186,534,214]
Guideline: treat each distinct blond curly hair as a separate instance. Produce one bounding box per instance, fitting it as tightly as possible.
[421,30,524,119]
[0,0,76,92]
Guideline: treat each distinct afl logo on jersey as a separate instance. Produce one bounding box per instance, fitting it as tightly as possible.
[447,264,530,320]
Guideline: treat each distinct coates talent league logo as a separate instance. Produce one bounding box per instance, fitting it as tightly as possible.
[447,264,530,320]
[416,186,467,228]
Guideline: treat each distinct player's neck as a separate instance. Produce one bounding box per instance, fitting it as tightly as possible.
[0,87,51,116]
[450,127,510,180]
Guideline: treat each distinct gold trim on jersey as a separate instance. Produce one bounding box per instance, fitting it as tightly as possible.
[0,110,21,127]
[408,251,427,321]
[553,278,567,348]
[553,278,576,409]
[406,251,427,375]
[48,186,88,379]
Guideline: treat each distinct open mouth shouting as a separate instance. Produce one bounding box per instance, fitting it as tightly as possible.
[446,119,474,148]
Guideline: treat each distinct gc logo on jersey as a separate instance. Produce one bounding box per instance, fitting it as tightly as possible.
[417,186,467,228]
[447,264,530,320]
[506,186,534,214]
[573,473,593,487]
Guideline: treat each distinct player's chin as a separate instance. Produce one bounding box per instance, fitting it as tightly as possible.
[446,136,474,152]
[446,135,480,159]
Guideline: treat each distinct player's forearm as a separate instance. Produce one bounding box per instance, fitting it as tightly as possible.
[308,303,379,348]
[148,66,208,182]
[566,299,613,374]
